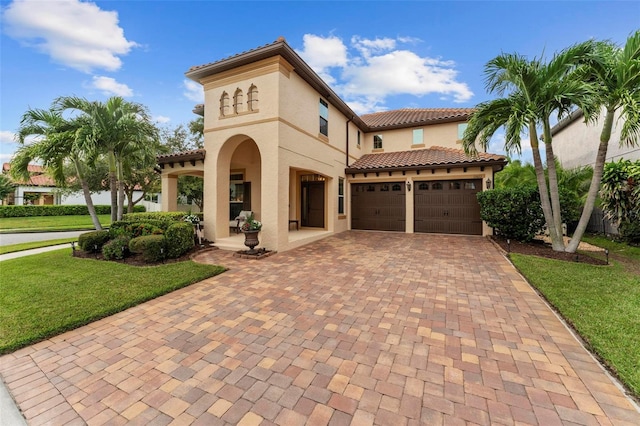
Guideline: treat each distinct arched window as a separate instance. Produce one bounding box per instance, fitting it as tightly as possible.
[233,88,243,114]
[220,92,229,116]
[247,84,258,111]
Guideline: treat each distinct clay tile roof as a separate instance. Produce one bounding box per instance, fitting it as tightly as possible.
[24,174,56,187]
[346,146,506,173]
[2,163,45,173]
[361,108,475,129]
[157,149,206,164]
[187,39,283,73]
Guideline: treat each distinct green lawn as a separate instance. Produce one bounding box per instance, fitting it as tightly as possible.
[0,238,78,255]
[0,248,225,354]
[0,214,111,232]
[510,243,640,398]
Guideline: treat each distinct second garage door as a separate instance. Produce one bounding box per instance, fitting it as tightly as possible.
[414,179,482,235]
[351,182,406,231]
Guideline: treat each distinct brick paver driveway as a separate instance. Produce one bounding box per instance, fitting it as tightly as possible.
[1,232,639,425]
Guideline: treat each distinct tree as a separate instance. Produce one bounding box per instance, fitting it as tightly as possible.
[565,31,640,252]
[12,108,102,229]
[56,96,159,221]
[599,159,640,243]
[0,174,15,202]
[463,41,595,251]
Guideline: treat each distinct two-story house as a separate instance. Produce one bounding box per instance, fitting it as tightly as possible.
[157,38,507,252]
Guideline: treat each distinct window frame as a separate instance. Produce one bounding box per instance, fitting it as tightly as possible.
[412,128,424,145]
[338,177,345,215]
[319,99,329,136]
[373,134,383,149]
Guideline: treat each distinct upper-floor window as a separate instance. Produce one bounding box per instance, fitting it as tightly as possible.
[220,92,230,116]
[457,123,468,140]
[319,99,329,136]
[357,130,361,148]
[413,129,423,145]
[247,84,258,111]
[338,177,344,214]
[374,134,383,149]
[233,88,243,114]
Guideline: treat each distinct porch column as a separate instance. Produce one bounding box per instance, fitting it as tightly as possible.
[161,174,178,212]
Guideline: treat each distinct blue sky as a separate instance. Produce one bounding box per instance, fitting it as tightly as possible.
[1,0,639,164]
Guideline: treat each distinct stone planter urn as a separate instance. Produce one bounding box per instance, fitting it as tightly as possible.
[243,230,260,254]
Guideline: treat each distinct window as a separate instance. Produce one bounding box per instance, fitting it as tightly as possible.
[233,88,243,114]
[418,183,429,190]
[319,99,329,136]
[374,134,383,149]
[413,129,423,145]
[247,85,258,111]
[220,92,230,116]
[357,130,361,148]
[338,177,344,214]
[457,123,468,140]
[392,184,402,191]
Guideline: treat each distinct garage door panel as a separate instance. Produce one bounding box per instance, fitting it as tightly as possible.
[414,179,482,235]
[351,182,406,231]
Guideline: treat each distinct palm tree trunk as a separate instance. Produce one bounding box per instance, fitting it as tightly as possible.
[108,151,118,222]
[543,121,565,250]
[530,124,564,250]
[73,158,102,230]
[116,159,125,221]
[566,109,614,253]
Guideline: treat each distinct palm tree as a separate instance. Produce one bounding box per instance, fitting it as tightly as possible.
[56,96,159,221]
[495,159,537,188]
[0,174,15,202]
[12,108,102,229]
[566,31,640,253]
[463,42,595,251]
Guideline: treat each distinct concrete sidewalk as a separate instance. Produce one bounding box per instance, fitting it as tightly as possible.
[0,244,70,262]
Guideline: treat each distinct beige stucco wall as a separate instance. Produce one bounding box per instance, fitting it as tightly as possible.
[362,121,466,154]
[553,109,639,169]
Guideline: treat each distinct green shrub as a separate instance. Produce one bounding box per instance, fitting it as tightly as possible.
[165,222,195,258]
[109,220,172,239]
[120,212,184,230]
[0,204,144,218]
[477,187,545,242]
[102,235,131,260]
[129,235,166,263]
[78,230,111,252]
[619,219,640,245]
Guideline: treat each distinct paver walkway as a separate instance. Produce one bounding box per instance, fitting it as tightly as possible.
[1,232,638,425]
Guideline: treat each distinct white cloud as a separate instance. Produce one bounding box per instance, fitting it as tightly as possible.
[183,80,204,103]
[88,76,133,97]
[296,34,473,113]
[0,153,15,162]
[2,0,138,73]
[0,131,17,144]
[154,115,171,124]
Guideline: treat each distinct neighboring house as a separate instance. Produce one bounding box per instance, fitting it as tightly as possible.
[551,109,639,235]
[551,109,640,169]
[158,38,507,252]
[1,163,145,207]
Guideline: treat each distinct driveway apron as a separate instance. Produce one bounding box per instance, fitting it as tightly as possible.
[1,232,638,425]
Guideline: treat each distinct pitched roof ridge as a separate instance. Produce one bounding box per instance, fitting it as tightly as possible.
[188,38,285,72]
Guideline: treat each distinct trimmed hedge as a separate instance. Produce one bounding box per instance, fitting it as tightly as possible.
[102,235,131,260]
[129,235,166,263]
[0,204,145,218]
[477,187,545,242]
[78,230,111,252]
[165,222,195,258]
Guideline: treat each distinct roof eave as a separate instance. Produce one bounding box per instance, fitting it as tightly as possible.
[345,159,508,175]
[366,114,472,131]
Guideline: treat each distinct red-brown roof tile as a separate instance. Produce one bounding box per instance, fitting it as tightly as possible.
[157,149,206,164]
[2,163,45,173]
[346,146,506,173]
[361,108,474,129]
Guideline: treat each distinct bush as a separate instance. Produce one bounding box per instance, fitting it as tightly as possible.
[165,222,195,258]
[109,220,172,239]
[619,219,640,245]
[477,187,545,242]
[0,204,144,218]
[78,230,111,252]
[102,235,131,260]
[120,212,185,230]
[129,235,166,263]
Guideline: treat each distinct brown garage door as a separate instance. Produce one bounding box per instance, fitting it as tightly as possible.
[414,179,482,235]
[351,182,406,231]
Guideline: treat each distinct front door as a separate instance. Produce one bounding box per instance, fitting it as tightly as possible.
[301,181,325,228]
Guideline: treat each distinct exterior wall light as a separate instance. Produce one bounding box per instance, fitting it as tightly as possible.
[486,178,492,189]
[406,181,412,192]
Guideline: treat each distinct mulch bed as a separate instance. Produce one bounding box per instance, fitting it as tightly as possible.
[72,243,216,267]
[490,236,608,265]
